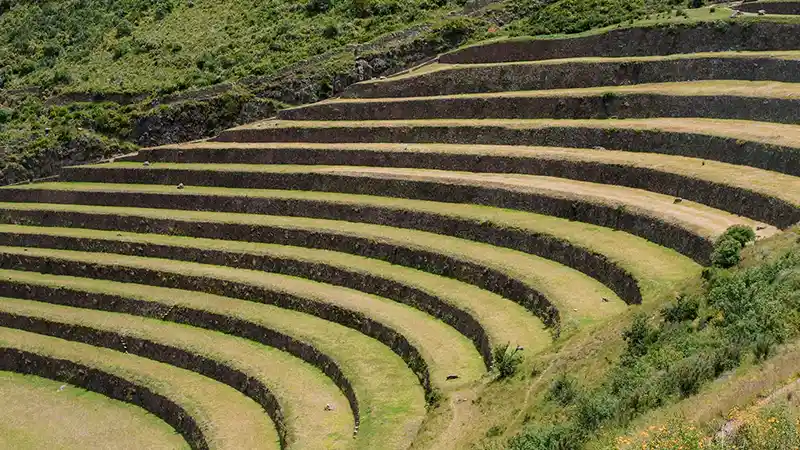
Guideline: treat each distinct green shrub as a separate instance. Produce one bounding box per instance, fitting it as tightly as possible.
[660,294,699,323]
[507,423,576,450]
[0,107,12,124]
[305,0,332,14]
[711,225,757,268]
[712,235,744,268]
[547,373,578,406]
[621,313,659,361]
[724,225,757,246]
[669,354,713,397]
[426,387,442,407]
[485,425,504,437]
[492,342,523,379]
[709,343,741,376]
[574,391,617,431]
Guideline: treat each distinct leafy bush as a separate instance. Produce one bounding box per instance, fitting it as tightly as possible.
[712,235,745,268]
[669,354,713,397]
[0,107,11,124]
[725,225,757,246]
[661,294,699,323]
[507,423,575,450]
[574,390,617,431]
[493,342,523,379]
[547,373,578,406]
[712,225,756,268]
[306,0,333,14]
[621,313,659,361]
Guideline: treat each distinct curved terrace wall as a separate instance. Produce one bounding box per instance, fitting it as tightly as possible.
[0,231,492,370]
[343,57,800,98]
[0,189,645,307]
[0,212,558,337]
[439,22,800,64]
[130,146,800,229]
[0,312,288,448]
[0,349,206,449]
[0,280,362,433]
[278,94,800,125]
[50,169,715,263]
[0,251,434,399]
[214,125,800,177]
[738,2,800,14]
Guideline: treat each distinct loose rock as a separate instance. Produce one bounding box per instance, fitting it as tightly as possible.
[177,183,185,189]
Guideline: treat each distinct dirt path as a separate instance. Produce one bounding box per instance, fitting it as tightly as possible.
[428,388,482,450]
[715,375,800,441]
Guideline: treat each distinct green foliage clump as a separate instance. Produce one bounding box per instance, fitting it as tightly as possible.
[661,294,699,323]
[547,373,578,406]
[0,0,466,95]
[621,313,659,361]
[0,107,12,124]
[493,342,523,379]
[712,225,757,268]
[507,0,682,36]
[508,423,574,450]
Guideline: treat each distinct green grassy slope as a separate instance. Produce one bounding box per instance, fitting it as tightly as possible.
[0,0,473,94]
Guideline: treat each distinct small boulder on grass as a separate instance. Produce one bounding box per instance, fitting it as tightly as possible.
[758,9,766,15]
[177,183,185,190]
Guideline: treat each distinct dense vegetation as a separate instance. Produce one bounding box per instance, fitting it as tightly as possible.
[508,227,800,449]
[507,0,684,35]
[0,0,471,94]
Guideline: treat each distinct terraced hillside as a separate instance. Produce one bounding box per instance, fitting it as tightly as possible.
[1,18,799,450]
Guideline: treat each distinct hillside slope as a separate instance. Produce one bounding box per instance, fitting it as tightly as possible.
[0,0,705,186]
[1,8,799,450]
